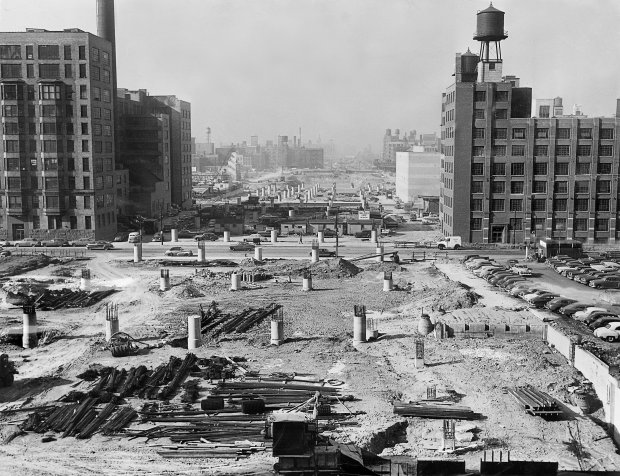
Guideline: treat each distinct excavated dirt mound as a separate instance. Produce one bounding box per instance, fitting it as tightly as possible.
[362,262,405,273]
[236,257,361,279]
[0,255,53,278]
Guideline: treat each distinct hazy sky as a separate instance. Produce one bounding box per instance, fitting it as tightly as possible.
[1,0,619,152]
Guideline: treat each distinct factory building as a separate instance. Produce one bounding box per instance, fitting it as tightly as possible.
[395,146,441,203]
[440,4,620,245]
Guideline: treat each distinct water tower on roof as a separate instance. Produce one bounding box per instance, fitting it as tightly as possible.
[473,3,507,83]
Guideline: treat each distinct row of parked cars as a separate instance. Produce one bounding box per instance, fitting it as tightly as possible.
[464,255,620,343]
[547,255,620,289]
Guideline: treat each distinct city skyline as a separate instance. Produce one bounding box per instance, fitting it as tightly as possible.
[1,0,619,151]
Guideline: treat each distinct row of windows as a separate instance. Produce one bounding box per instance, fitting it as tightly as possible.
[472,144,614,157]
[2,103,112,121]
[1,173,114,191]
[3,156,117,175]
[2,138,116,154]
[474,127,614,140]
[0,62,106,80]
[474,90,509,103]
[0,44,109,64]
[470,217,612,232]
[472,179,612,195]
[472,161,615,176]
[471,197,613,212]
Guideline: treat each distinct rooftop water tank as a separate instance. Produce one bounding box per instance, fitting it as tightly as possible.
[385,129,392,136]
[461,48,479,74]
[474,3,507,41]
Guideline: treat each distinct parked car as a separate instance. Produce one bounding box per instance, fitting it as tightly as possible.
[113,232,129,242]
[178,230,200,239]
[510,264,533,276]
[70,237,93,247]
[309,248,336,258]
[164,246,193,257]
[474,265,504,277]
[86,241,114,250]
[586,314,620,329]
[194,233,218,241]
[521,290,552,302]
[507,283,536,296]
[545,298,578,312]
[560,302,594,317]
[15,238,41,247]
[230,242,255,252]
[321,229,338,238]
[0,248,11,257]
[41,238,70,247]
[488,272,515,285]
[354,230,372,239]
[573,307,609,321]
[0,240,13,247]
[593,322,620,342]
[128,232,142,243]
[528,293,561,308]
[496,276,526,288]
[589,276,620,288]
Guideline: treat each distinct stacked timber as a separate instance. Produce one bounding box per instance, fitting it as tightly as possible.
[507,386,563,419]
[393,401,481,420]
[199,302,282,337]
[33,289,117,310]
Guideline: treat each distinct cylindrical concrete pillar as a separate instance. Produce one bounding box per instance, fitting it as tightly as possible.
[79,269,91,291]
[311,249,319,263]
[230,272,240,291]
[383,278,394,292]
[288,209,295,218]
[133,243,142,263]
[22,306,37,349]
[370,229,378,243]
[318,231,324,244]
[187,314,201,350]
[254,247,263,261]
[302,276,312,291]
[171,229,178,242]
[353,313,366,345]
[223,231,230,242]
[197,246,206,263]
[160,269,170,291]
[326,206,331,217]
[270,320,284,346]
[236,197,242,205]
[375,246,384,262]
[297,185,301,193]
[270,230,278,243]
[105,317,119,341]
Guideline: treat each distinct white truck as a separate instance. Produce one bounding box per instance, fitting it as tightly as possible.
[437,236,462,250]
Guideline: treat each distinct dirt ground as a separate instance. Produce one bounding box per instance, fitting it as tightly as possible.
[1,249,619,475]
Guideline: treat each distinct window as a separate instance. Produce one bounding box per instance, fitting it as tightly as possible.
[574,198,589,211]
[66,105,73,117]
[597,180,611,193]
[82,140,89,152]
[577,144,591,156]
[600,145,613,156]
[102,89,110,103]
[78,45,86,60]
[472,163,484,175]
[0,45,21,59]
[1,64,21,78]
[104,142,113,153]
[474,109,485,119]
[555,162,569,175]
[535,128,549,139]
[79,64,87,78]
[38,45,59,59]
[492,145,506,156]
[491,199,504,212]
[103,124,111,136]
[103,109,111,120]
[532,199,546,211]
[534,145,548,156]
[533,181,547,193]
[102,69,110,83]
[471,181,483,193]
[578,128,592,139]
[539,105,550,118]
[491,181,505,193]
[93,87,101,101]
[511,163,524,176]
[473,128,485,139]
[93,123,102,136]
[554,218,567,231]
[511,145,525,156]
[7,177,21,189]
[3,122,20,135]
[44,157,58,170]
[44,177,58,190]
[102,51,110,65]
[510,180,523,193]
[92,107,101,119]
[66,139,74,152]
[575,181,589,194]
[82,157,90,171]
[574,218,588,231]
[557,128,570,139]
[597,199,611,211]
[64,63,72,78]
[43,140,57,153]
[80,84,87,99]
[494,109,507,119]
[84,196,91,209]
[494,128,507,139]
[510,199,523,211]
[574,162,590,175]
[69,216,77,229]
[556,145,570,156]
[85,215,92,229]
[595,219,609,232]
[599,163,612,174]
[91,47,100,62]
[600,129,614,140]
[67,176,76,190]
[2,105,20,117]
[40,84,61,99]
[26,64,34,78]
[39,64,60,79]
[80,105,88,118]
[492,163,505,175]
[554,199,567,211]
[83,177,91,189]
[4,140,19,152]
[512,128,526,139]
[470,198,483,211]
[495,90,508,102]
[64,45,72,60]
[510,218,523,230]
[92,66,100,81]
[554,181,568,194]
[81,123,88,135]
[95,176,104,189]
[94,141,103,153]
[474,91,486,102]
[41,105,57,117]
[26,45,33,59]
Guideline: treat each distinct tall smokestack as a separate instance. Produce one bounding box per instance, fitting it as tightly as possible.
[96,0,118,159]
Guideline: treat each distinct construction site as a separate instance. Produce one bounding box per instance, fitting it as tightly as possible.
[1,184,620,476]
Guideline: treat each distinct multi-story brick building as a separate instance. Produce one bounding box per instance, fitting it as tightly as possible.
[0,29,119,240]
[440,5,620,245]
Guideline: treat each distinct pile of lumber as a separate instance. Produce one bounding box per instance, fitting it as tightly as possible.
[156,441,269,459]
[199,302,282,337]
[393,401,482,420]
[21,399,137,439]
[507,386,563,419]
[33,289,117,310]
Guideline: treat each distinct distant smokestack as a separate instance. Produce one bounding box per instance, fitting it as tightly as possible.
[96,0,118,156]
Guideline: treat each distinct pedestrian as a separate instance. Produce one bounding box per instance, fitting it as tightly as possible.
[298,234,303,244]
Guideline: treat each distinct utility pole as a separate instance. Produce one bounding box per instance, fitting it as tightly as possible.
[160,202,164,245]
[335,208,339,258]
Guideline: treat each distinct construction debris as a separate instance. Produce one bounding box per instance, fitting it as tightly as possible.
[393,401,482,420]
[507,386,563,419]
[33,289,117,310]
[199,302,283,338]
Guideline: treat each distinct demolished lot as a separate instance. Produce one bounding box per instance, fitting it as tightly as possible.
[1,251,620,474]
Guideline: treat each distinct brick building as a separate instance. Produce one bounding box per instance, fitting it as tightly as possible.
[0,29,120,240]
[440,5,620,245]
